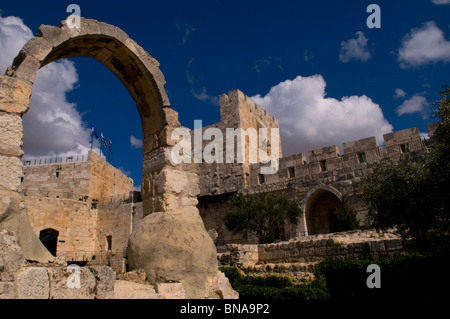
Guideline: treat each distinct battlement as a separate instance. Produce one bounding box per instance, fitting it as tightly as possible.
[219,89,279,131]
[20,151,133,203]
[198,89,434,198]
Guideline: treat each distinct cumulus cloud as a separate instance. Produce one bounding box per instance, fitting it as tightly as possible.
[130,135,143,148]
[396,95,430,118]
[0,14,94,160]
[0,15,33,72]
[394,88,407,99]
[251,75,393,157]
[339,31,372,63]
[398,21,450,68]
[23,61,93,158]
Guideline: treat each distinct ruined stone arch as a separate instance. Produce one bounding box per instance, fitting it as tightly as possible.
[300,184,343,236]
[1,17,189,213]
[0,17,218,298]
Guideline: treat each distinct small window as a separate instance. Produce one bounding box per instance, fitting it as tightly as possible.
[319,160,327,172]
[400,144,408,153]
[20,176,24,183]
[56,172,59,178]
[258,174,265,184]
[288,167,295,178]
[106,235,112,251]
[357,152,366,163]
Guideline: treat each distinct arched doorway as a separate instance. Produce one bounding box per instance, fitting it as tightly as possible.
[39,228,59,256]
[304,187,343,235]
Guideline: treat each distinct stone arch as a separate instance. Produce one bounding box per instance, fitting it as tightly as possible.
[1,17,190,214]
[301,184,343,236]
[0,17,218,298]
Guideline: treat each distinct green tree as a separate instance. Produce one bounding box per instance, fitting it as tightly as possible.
[223,192,303,244]
[332,196,360,232]
[361,85,450,254]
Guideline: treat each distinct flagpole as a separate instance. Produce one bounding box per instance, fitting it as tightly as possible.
[99,131,102,158]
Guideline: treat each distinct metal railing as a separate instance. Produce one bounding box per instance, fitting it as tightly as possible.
[22,154,88,166]
[19,189,136,204]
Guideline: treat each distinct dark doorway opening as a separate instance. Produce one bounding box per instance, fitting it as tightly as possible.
[39,228,59,256]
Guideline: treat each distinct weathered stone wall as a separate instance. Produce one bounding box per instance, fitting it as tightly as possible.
[196,89,281,197]
[20,151,139,270]
[0,230,115,299]
[20,160,91,199]
[25,196,96,261]
[198,98,431,242]
[218,229,404,282]
[20,151,133,203]
[88,151,134,202]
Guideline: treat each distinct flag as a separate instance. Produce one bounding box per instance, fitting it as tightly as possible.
[91,126,98,139]
[101,131,108,148]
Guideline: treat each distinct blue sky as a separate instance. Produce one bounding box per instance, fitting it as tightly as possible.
[1,0,449,189]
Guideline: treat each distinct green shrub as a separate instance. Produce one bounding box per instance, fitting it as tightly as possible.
[219,266,329,299]
[221,253,449,299]
[315,254,450,299]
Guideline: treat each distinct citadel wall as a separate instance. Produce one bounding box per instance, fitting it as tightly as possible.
[197,89,431,244]
[19,151,137,272]
[18,88,434,264]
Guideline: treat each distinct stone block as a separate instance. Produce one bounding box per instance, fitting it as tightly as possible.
[156,282,186,299]
[0,76,32,114]
[0,155,23,191]
[0,230,25,282]
[90,266,116,299]
[0,112,23,148]
[7,51,37,84]
[38,24,70,47]
[15,267,49,299]
[20,36,53,62]
[0,282,14,299]
[211,271,239,299]
[47,266,96,299]
[60,17,101,38]
[385,239,403,251]
[369,240,386,252]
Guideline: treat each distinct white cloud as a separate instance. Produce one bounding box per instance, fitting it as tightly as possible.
[0,14,92,160]
[176,23,196,45]
[398,21,450,68]
[339,31,371,63]
[394,88,407,99]
[432,0,450,5]
[396,95,430,118]
[0,15,33,72]
[23,61,93,158]
[251,75,393,157]
[130,135,143,148]
[191,87,219,106]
